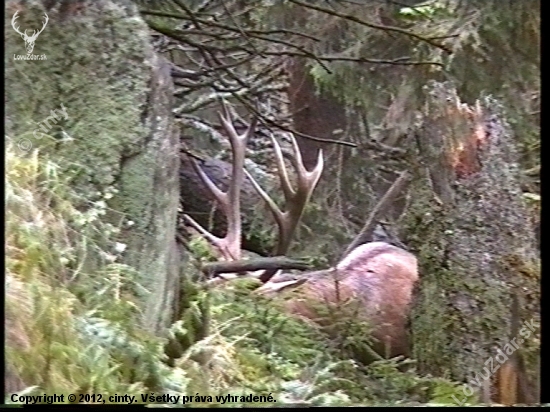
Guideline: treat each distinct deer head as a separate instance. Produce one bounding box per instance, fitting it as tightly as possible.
[184,102,418,361]
[12,11,49,55]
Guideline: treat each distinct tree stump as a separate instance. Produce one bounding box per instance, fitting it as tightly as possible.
[403,81,539,403]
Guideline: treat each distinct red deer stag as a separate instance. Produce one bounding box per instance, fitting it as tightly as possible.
[183,102,419,360]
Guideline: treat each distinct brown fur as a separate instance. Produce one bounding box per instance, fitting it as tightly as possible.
[277,242,418,360]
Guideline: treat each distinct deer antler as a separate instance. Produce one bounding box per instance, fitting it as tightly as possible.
[184,102,323,283]
[11,11,24,37]
[245,134,323,282]
[247,134,323,256]
[35,13,49,38]
[183,101,257,261]
[11,11,48,38]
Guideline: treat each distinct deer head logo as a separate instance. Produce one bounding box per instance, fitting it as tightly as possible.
[11,11,49,55]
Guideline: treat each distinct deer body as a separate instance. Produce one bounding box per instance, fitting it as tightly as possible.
[183,101,418,361]
[266,242,418,359]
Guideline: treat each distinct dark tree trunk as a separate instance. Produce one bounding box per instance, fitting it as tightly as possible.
[287,56,347,170]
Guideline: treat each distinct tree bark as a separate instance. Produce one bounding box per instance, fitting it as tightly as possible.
[201,256,312,277]
[402,82,539,398]
[5,0,181,334]
[287,56,347,170]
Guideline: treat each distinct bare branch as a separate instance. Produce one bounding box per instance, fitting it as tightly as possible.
[201,256,312,276]
[288,0,453,54]
[341,170,413,260]
[230,93,358,148]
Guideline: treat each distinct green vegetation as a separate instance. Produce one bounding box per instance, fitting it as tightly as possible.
[5,141,469,406]
[5,0,538,406]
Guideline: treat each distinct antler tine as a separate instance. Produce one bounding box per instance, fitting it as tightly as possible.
[38,13,49,34]
[184,101,257,261]
[246,133,324,263]
[12,11,23,36]
[286,134,324,213]
[269,134,295,200]
[183,158,228,249]
[274,134,323,255]
[218,102,258,260]
[243,168,284,230]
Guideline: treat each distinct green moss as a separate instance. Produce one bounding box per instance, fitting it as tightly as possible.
[402,132,540,389]
[6,2,150,197]
[5,143,173,401]
[6,0,181,332]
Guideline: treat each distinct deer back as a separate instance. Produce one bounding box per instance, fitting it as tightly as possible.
[282,242,418,359]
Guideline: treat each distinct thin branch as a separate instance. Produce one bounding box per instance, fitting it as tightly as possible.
[202,256,312,276]
[148,18,442,71]
[235,47,443,68]
[221,0,259,55]
[309,54,444,68]
[140,8,321,42]
[288,0,453,54]
[341,170,412,259]
[231,93,357,148]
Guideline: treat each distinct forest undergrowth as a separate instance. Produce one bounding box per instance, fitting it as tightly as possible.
[5,141,472,406]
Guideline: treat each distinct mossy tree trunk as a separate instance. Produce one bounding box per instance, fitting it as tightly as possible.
[5,0,180,334]
[402,82,539,395]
